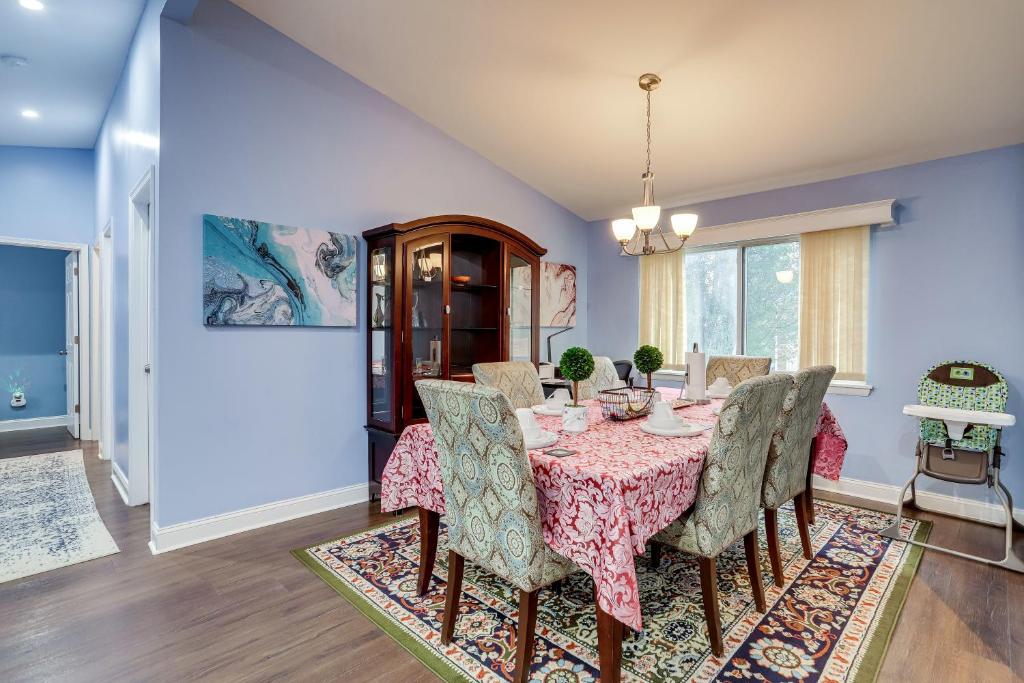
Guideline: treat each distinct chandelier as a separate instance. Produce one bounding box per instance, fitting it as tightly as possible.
[612,73,698,256]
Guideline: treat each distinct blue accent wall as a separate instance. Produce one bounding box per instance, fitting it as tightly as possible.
[0,146,95,245]
[0,245,69,421]
[587,144,1024,505]
[153,0,590,526]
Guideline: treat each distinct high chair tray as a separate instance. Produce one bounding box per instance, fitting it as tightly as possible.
[903,404,1015,427]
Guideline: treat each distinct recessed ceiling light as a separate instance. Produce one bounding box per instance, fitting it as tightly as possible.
[19,0,45,10]
[21,109,40,119]
[0,55,29,68]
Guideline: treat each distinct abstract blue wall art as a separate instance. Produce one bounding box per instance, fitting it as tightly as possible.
[203,214,358,327]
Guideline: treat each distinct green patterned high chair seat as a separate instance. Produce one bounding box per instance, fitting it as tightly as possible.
[918,360,1008,452]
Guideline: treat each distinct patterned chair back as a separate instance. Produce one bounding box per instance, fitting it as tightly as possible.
[471,361,545,409]
[416,379,550,592]
[706,355,772,388]
[761,365,836,510]
[918,360,1007,452]
[689,374,792,556]
[576,356,621,400]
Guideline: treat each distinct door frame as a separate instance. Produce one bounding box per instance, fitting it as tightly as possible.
[0,235,91,438]
[98,220,114,461]
[127,166,156,508]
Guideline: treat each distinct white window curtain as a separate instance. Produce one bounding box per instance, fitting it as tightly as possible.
[639,252,686,369]
[799,225,869,381]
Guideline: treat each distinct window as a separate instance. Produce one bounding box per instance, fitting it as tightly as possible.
[684,240,800,371]
[744,241,800,371]
[684,247,738,358]
[641,226,869,384]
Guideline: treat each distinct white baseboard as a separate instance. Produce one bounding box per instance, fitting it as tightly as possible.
[0,415,70,433]
[813,474,1024,526]
[149,483,370,554]
[111,462,132,506]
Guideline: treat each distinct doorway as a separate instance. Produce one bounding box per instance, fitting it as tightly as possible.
[0,238,91,444]
[127,168,155,506]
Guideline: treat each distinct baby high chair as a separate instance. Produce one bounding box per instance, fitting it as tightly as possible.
[881,360,1021,572]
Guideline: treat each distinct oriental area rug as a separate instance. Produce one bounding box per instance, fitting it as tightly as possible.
[294,500,928,683]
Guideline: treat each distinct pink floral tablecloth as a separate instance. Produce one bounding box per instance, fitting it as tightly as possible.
[381,397,847,631]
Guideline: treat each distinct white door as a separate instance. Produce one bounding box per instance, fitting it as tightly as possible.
[64,252,80,438]
[128,168,154,505]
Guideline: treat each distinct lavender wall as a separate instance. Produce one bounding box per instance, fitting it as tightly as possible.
[154,0,590,526]
[588,145,1024,504]
[94,0,161,481]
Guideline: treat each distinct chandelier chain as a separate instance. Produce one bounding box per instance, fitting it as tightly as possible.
[645,89,652,175]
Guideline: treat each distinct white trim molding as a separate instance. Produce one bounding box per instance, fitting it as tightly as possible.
[826,380,873,397]
[111,462,132,506]
[813,474,1024,527]
[686,199,896,249]
[0,415,70,433]
[149,483,371,554]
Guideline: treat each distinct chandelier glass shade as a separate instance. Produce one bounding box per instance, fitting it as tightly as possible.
[613,74,699,256]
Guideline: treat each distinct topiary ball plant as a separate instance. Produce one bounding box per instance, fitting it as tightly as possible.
[559,346,595,406]
[634,344,664,389]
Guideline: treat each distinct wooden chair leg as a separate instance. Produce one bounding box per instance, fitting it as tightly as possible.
[595,587,623,683]
[806,438,817,525]
[440,551,464,644]
[794,491,813,560]
[698,556,724,657]
[648,542,662,570]
[763,508,785,588]
[513,589,540,683]
[417,507,440,596]
[743,530,767,613]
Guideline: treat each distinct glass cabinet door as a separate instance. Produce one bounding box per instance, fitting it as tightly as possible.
[407,237,447,420]
[508,252,534,362]
[369,246,394,427]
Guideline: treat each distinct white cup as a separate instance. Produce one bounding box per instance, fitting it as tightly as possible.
[649,401,679,428]
[546,389,569,409]
[516,408,542,439]
[709,377,731,394]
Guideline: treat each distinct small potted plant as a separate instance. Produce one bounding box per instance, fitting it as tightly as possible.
[559,346,595,433]
[634,344,664,389]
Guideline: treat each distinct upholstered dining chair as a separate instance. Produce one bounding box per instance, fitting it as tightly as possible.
[415,379,580,683]
[613,360,634,387]
[705,355,772,388]
[649,373,793,657]
[760,365,836,587]
[576,356,621,400]
[471,360,545,409]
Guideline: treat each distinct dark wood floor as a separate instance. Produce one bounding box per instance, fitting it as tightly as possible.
[1,431,1021,682]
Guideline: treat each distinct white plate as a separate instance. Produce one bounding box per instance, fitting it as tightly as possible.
[525,430,558,449]
[532,404,565,416]
[640,422,712,437]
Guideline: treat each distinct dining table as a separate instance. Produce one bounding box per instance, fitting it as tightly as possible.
[380,390,848,682]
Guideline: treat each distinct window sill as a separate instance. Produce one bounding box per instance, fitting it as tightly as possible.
[826,380,873,397]
[651,369,686,383]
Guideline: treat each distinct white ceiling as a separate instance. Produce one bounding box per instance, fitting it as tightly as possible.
[0,0,145,148]
[232,0,1024,220]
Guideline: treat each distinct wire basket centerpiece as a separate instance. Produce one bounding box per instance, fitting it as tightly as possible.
[598,387,657,421]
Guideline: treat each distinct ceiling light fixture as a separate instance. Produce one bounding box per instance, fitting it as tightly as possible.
[0,54,29,68]
[19,0,45,10]
[612,74,699,256]
[21,109,40,119]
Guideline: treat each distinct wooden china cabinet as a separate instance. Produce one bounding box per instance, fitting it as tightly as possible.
[363,215,546,498]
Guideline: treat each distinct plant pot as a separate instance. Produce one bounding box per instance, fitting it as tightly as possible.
[562,405,588,433]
